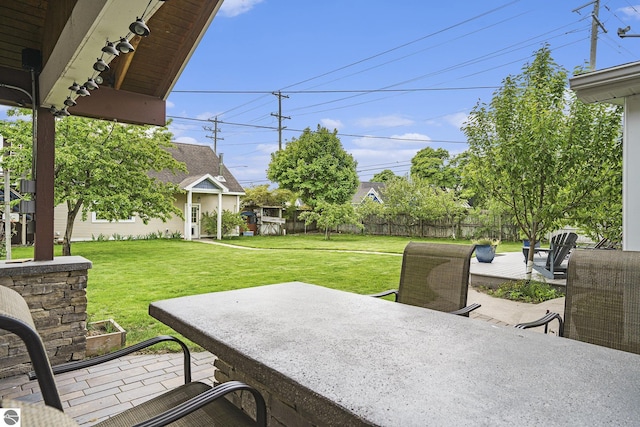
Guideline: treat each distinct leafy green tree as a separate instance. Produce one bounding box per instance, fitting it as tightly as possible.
[241,184,295,208]
[298,202,362,240]
[410,147,455,189]
[355,197,386,235]
[380,176,467,237]
[568,114,622,244]
[462,46,622,277]
[448,151,474,199]
[267,125,359,207]
[0,109,186,256]
[201,210,246,238]
[355,197,385,218]
[371,169,397,183]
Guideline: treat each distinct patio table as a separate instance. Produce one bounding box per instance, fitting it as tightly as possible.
[149,282,640,426]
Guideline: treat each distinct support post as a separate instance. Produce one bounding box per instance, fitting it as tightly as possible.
[34,107,54,261]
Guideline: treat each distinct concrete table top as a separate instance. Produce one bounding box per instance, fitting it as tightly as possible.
[150,282,640,426]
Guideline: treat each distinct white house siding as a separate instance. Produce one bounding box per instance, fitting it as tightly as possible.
[54,192,241,242]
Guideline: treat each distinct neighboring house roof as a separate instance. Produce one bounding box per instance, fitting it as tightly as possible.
[151,142,245,194]
[353,182,386,204]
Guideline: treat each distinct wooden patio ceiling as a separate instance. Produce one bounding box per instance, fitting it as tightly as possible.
[0,0,223,260]
[0,0,223,125]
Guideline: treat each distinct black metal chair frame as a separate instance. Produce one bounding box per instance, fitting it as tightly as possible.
[0,285,266,426]
[514,310,564,336]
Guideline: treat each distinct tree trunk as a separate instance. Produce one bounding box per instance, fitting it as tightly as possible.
[63,200,83,256]
[525,236,537,281]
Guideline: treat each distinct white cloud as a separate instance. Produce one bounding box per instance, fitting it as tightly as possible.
[320,118,343,130]
[165,100,175,109]
[350,147,419,163]
[355,114,414,128]
[618,6,640,19]
[349,147,419,178]
[196,112,219,121]
[257,143,279,154]
[443,112,468,129]
[219,0,264,18]
[351,133,430,149]
[346,133,431,178]
[174,136,201,145]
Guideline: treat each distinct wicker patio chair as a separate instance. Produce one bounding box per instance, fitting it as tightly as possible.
[371,242,480,316]
[0,285,266,426]
[515,249,640,355]
[563,249,640,354]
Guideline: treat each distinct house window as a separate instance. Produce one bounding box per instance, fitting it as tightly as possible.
[367,193,381,203]
[91,212,135,223]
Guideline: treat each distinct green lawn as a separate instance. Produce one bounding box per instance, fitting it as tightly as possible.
[220,234,524,253]
[11,235,523,351]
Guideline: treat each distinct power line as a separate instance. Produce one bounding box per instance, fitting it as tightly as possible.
[172,86,499,94]
[167,115,468,144]
[274,0,523,92]
[167,3,609,155]
[175,1,525,124]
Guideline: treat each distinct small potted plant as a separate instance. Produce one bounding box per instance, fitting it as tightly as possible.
[473,238,500,263]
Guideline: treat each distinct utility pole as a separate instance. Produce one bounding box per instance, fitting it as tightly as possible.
[573,0,606,70]
[271,91,290,150]
[204,116,224,153]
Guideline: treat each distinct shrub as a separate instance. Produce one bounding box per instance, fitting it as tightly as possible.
[487,280,564,303]
[201,210,246,238]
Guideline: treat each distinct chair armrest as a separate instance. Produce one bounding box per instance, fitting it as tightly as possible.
[515,311,564,336]
[29,335,192,383]
[132,380,267,427]
[369,289,398,301]
[449,303,481,317]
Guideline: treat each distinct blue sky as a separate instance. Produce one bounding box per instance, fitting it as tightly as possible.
[166,0,640,187]
[5,1,640,188]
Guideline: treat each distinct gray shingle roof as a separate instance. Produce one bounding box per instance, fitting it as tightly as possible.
[353,181,386,203]
[151,142,244,193]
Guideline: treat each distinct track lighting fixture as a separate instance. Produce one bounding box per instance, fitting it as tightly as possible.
[93,58,110,72]
[63,97,77,107]
[101,41,119,56]
[50,106,70,117]
[56,108,71,117]
[53,0,171,110]
[116,38,135,54]
[84,78,99,90]
[76,86,90,97]
[128,0,167,38]
[129,18,150,37]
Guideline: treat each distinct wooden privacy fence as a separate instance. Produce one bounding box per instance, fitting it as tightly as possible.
[285,212,518,240]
